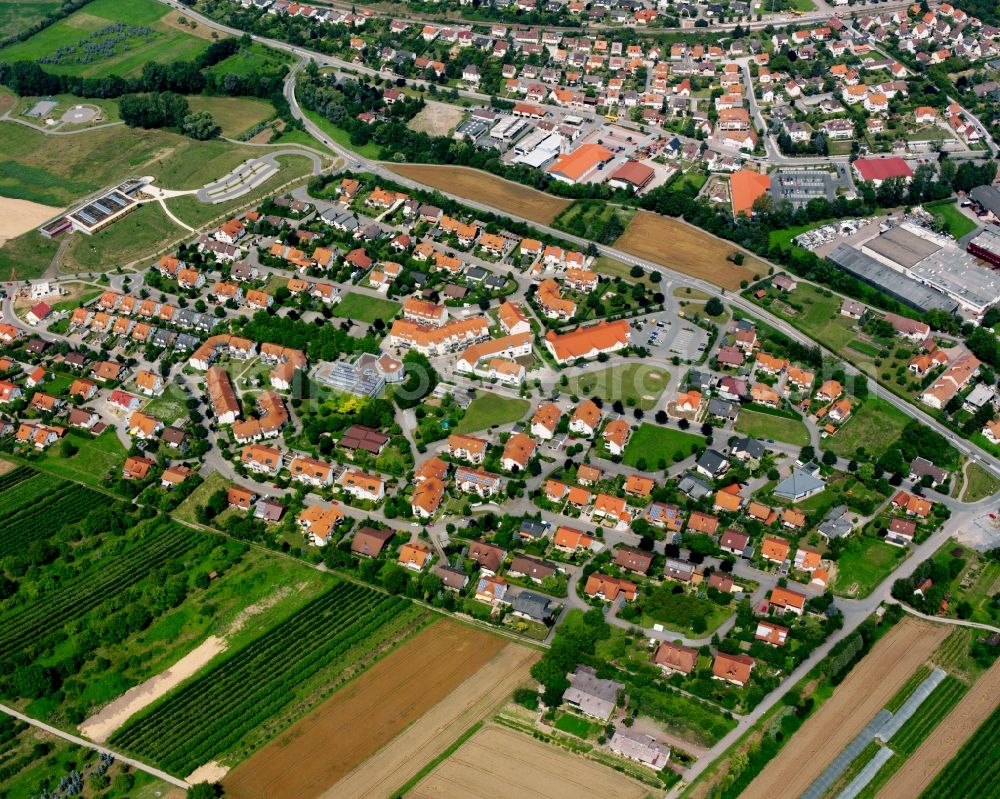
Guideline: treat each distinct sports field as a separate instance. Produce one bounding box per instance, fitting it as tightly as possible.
[566,363,669,411]
[616,211,761,290]
[224,621,532,799]
[742,617,947,799]
[0,0,210,78]
[388,163,571,225]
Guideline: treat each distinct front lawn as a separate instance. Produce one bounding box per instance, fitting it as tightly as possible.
[331,292,401,324]
[554,713,596,738]
[832,535,907,598]
[824,398,909,459]
[453,392,530,435]
[566,364,669,411]
[735,408,810,446]
[622,423,704,468]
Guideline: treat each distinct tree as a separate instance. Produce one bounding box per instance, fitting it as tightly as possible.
[705,296,724,317]
[183,111,221,140]
[187,784,222,799]
[12,664,53,699]
[822,449,837,466]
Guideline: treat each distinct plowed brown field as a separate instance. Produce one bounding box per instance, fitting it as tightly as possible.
[387,164,571,225]
[409,725,651,799]
[222,619,511,799]
[741,617,948,799]
[874,653,1000,799]
[615,211,761,290]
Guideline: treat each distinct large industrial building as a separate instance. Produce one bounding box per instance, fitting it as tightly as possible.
[829,222,1000,318]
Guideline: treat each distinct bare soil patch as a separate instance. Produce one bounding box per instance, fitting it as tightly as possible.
[742,617,948,799]
[327,640,539,798]
[79,636,226,743]
[410,724,650,799]
[14,280,87,310]
[874,654,1000,799]
[408,101,465,137]
[188,761,229,783]
[222,619,509,799]
[387,164,571,226]
[616,211,762,291]
[160,10,218,40]
[0,196,63,246]
[0,459,17,477]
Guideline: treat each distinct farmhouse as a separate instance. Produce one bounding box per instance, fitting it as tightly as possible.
[564,666,624,720]
[653,642,699,675]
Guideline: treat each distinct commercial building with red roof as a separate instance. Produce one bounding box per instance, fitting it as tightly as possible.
[853,157,913,185]
[547,144,614,184]
[730,170,772,217]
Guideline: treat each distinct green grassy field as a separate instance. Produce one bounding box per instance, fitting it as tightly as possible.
[832,534,907,598]
[963,461,1000,502]
[0,230,60,282]
[0,0,60,41]
[758,283,858,353]
[173,469,230,524]
[554,713,595,738]
[303,108,381,158]
[925,200,978,239]
[566,363,669,411]
[735,407,810,446]
[0,0,211,78]
[186,95,276,138]
[332,292,401,324]
[206,42,290,78]
[622,422,704,468]
[60,202,184,273]
[453,392,530,434]
[32,428,127,487]
[142,386,189,425]
[824,398,910,459]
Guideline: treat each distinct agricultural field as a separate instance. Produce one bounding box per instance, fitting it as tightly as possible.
[615,211,761,291]
[566,363,669,410]
[0,467,104,557]
[111,582,428,778]
[741,617,947,799]
[824,398,910,459]
[185,95,276,139]
[454,392,530,435]
[875,655,1000,798]
[408,725,652,799]
[388,163,572,226]
[0,0,210,79]
[621,422,704,468]
[735,407,810,446]
[331,291,401,324]
[0,0,60,41]
[224,620,534,799]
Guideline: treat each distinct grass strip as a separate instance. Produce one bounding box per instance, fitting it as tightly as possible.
[391,721,484,797]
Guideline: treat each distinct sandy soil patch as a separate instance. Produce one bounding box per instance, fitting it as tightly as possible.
[410,725,650,799]
[0,459,17,477]
[188,761,230,783]
[742,617,948,799]
[79,636,226,743]
[228,586,291,635]
[160,10,218,40]
[388,163,571,226]
[408,101,466,137]
[874,654,1000,799]
[327,640,539,798]
[0,93,14,115]
[0,196,63,246]
[616,211,762,291]
[223,620,510,799]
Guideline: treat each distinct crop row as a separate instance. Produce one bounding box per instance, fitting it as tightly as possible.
[0,483,104,558]
[918,704,1000,798]
[0,466,36,494]
[0,472,66,517]
[0,523,197,660]
[113,583,411,774]
[891,676,967,755]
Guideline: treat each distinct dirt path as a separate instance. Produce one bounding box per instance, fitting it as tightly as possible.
[874,655,1000,799]
[326,642,539,798]
[741,617,948,799]
[409,725,650,799]
[79,636,226,743]
[223,620,513,799]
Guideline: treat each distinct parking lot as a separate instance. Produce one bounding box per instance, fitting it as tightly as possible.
[639,315,709,360]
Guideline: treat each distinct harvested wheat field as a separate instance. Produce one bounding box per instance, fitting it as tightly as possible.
[616,211,762,290]
[0,196,62,246]
[223,619,512,799]
[875,654,1000,799]
[409,725,650,799]
[327,640,538,798]
[742,617,948,799]
[388,164,571,225]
